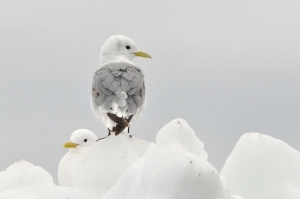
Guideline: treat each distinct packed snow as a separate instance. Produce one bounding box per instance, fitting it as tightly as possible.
[156,119,208,160]
[232,195,244,199]
[221,133,300,199]
[0,159,105,199]
[104,119,233,199]
[0,159,53,192]
[71,133,149,190]
[1,120,299,199]
[0,184,106,199]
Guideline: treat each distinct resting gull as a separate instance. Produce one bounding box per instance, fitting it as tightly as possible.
[58,129,97,186]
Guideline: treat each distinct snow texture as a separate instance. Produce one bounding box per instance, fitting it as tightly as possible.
[0,184,106,199]
[232,195,244,199]
[156,118,208,160]
[71,133,149,189]
[221,133,300,199]
[103,119,234,199]
[0,159,53,192]
[4,121,300,199]
[0,160,106,199]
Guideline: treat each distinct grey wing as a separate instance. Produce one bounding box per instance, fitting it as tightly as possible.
[91,62,145,118]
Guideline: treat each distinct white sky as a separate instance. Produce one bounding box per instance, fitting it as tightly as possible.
[1,0,299,183]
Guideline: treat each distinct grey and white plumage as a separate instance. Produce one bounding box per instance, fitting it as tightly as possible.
[90,35,151,135]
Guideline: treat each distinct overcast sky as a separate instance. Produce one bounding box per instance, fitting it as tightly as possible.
[1,0,299,183]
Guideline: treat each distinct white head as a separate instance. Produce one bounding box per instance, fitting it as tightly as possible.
[63,129,97,152]
[100,35,151,66]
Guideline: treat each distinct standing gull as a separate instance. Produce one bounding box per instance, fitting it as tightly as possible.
[91,35,151,136]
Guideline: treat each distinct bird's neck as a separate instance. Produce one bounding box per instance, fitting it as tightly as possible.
[69,148,81,153]
[100,53,133,66]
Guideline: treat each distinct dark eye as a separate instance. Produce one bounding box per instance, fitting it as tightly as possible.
[126,46,130,49]
[84,139,87,142]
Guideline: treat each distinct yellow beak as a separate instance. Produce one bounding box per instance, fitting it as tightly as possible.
[134,51,152,59]
[63,142,78,148]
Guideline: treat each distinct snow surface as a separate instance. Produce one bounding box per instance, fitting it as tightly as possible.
[221,133,300,199]
[0,159,53,192]
[3,120,300,199]
[156,118,208,160]
[71,132,149,189]
[0,160,106,199]
[232,195,244,199]
[103,119,234,199]
[0,184,106,199]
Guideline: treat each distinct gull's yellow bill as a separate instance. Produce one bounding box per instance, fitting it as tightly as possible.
[134,51,152,59]
[63,142,78,148]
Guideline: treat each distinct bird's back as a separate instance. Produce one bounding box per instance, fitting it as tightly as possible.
[91,61,146,126]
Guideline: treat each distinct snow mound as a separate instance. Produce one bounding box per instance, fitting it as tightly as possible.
[103,119,233,199]
[232,195,244,199]
[71,133,149,189]
[156,118,208,159]
[0,159,53,192]
[221,133,300,199]
[0,183,106,199]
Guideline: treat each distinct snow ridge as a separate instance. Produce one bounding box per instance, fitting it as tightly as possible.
[2,120,300,199]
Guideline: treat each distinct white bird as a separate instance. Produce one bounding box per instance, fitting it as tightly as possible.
[90,35,151,136]
[58,129,97,187]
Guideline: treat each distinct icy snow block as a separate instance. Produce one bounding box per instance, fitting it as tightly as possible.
[221,133,300,199]
[156,118,208,160]
[232,195,244,199]
[0,184,107,199]
[103,143,234,199]
[0,159,53,192]
[71,133,149,189]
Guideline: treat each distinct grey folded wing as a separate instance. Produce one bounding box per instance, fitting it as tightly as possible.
[91,61,145,117]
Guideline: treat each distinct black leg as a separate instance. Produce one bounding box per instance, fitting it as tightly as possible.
[96,128,111,142]
[125,115,133,134]
[107,128,111,136]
